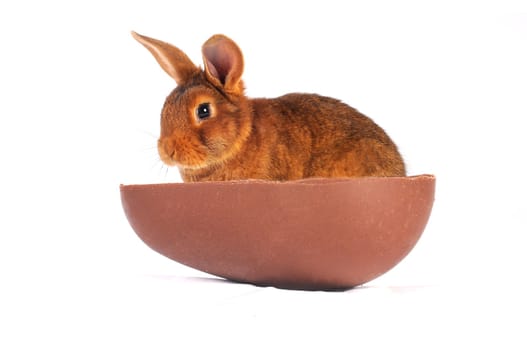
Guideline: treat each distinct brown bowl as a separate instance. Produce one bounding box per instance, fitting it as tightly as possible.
[120,175,435,290]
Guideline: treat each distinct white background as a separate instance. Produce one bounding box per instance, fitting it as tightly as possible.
[1,0,526,348]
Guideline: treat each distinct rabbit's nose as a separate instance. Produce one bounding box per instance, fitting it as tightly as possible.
[158,137,178,166]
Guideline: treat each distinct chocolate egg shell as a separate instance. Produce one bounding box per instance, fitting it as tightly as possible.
[120,175,435,290]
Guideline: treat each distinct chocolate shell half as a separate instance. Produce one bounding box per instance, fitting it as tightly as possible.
[120,175,435,290]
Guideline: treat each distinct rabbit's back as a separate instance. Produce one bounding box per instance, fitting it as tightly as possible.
[247,93,406,178]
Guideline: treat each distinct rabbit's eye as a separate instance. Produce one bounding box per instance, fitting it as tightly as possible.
[196,103,211,121]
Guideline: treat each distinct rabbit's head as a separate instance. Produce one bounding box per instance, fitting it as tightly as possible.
[132,32,251,170]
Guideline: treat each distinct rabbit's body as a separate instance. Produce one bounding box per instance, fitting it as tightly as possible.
[133,32,406,182]
[182,93,404,182]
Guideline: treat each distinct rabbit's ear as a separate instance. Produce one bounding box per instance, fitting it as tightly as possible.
[202,35,244,94]
[132,31,199,85]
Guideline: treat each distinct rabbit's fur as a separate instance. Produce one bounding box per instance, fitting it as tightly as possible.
[132,32,405,182]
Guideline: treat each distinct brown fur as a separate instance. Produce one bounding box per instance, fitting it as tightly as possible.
[132,32,406,182]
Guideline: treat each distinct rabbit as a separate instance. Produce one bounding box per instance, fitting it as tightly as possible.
[131,32,406,182]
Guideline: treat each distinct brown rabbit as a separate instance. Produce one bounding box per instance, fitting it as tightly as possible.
[132,32,406,182]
